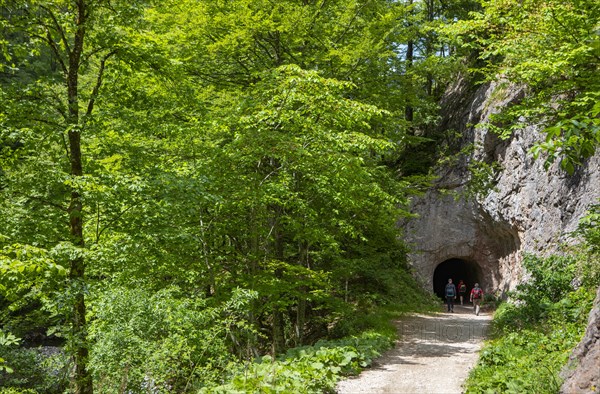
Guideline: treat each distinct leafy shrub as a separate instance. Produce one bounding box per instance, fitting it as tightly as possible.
[201,331,394,393]
[518,254,576,303]
[329,265,438,339]
[0,345,68,394]
[465,251,597,394]
[573,203,600,286]
[0,389,37,394]
[467,313,590,394]
[0,331,19,374]
[88,286,259,393]
[482,293,501,309]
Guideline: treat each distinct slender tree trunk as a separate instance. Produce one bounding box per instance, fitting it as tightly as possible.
[295,297,306,346]
[405,38,414,123]
[270,204,286,354]
[295,241,309,346]
[68,135,91,394]
[272,309,285,354]
[67,2,92,393]
[345,278,349,303]
[425,0,434,97]
[405,0,414,123]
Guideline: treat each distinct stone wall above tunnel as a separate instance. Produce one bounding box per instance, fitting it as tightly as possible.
[403,189,521,295]
[402,78,600,296]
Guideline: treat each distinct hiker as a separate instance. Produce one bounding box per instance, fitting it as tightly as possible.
[445,278,457,313]
[470,283,484,316]
[457,280,467,305]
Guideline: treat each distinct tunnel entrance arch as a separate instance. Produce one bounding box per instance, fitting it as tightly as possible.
[433,258,482,299]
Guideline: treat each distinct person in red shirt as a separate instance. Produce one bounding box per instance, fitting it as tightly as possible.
[470,283,484,315]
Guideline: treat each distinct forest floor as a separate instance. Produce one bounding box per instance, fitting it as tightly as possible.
[336,304,492,394]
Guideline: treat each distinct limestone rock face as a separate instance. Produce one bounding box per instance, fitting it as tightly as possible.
[559,285,600,394]
[403,79,600,295]
[403,78,600,393]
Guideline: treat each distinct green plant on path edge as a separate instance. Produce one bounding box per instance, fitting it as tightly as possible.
[200,300,438,394]
[464,252,597,394]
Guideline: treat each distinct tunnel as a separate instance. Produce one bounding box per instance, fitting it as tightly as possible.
[433,258,482,300]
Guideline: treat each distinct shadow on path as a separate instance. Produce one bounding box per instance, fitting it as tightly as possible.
[336,306,492,394]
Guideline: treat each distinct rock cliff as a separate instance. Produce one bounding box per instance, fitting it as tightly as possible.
[403,78,600,296]
[402,77,600,392]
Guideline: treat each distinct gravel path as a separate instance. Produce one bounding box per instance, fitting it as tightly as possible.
[336,304,492,394]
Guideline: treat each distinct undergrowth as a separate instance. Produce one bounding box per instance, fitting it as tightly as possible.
[201,298,439,394]
[0,276,438,394]
[201,331,393,394]
[465,252,598,394]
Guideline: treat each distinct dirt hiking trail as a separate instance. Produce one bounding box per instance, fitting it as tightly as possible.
[336,304,492,394]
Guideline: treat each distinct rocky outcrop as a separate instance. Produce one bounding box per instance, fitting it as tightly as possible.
[403,78,600,295]
[402,76,600,393]
[560,285,600,393]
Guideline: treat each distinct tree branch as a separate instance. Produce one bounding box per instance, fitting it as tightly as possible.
[85,50,117,121]
[39,4,72,57]
[95,204,138,243]
[30,32,68,75]
[12,191,68,212]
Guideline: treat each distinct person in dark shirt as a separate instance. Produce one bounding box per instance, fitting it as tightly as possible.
[457,280,467,305]
[445,279,457,313]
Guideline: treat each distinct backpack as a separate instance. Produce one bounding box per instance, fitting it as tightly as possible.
[445,284,455,297]
[472,288,483,299]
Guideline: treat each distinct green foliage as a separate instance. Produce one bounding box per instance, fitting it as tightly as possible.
[465,159,501,199]
[0,330,19,374]
[0,389,36,394]
[466,207,599,393]
[468,324,582,393]
[165,64,417,350]
[465,251,597,393]
[575,203,600,258]
[2,0,445,385]
[0,346,68,394]
[0,328,67,394]
[332,295,438,341]
[3,0,574,390]
[88,287,258,393]
[202,331,395,394]
[518,254,576,303]
[531,101,600,174]
[0,243,69,346]
[446,0,600,173]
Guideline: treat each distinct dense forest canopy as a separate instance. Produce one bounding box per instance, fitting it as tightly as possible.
[0,0,598,392]
[447,0,600,173]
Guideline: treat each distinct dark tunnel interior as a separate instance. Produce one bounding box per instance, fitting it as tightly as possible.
[433,258,482,300]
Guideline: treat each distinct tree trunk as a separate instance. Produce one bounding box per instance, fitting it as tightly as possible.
[68,134,92,394]
[270,203,286,354]
[67,1,92,393]
[295,297,306,346]
[405,38,414,123]
[405,0,414,123]
[425,0,434,97]
[272,309,285,355]
[295,241,310,346]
